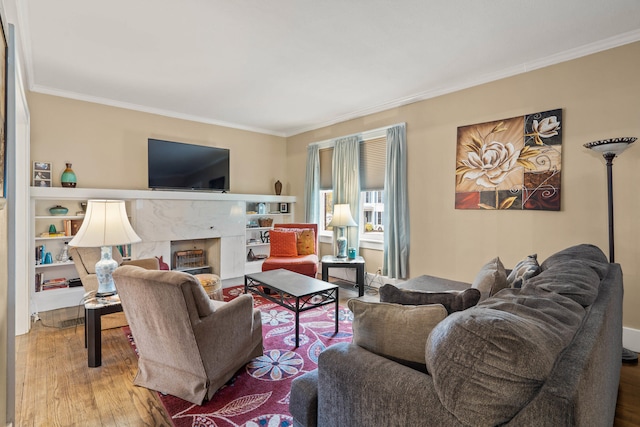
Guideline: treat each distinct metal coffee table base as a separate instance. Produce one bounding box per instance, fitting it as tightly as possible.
[245,269,339,347]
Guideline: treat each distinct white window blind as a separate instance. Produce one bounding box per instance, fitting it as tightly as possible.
[359,136,386,191]
[319,136,387,191]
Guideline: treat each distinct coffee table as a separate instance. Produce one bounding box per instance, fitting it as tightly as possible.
[245,269,339,347]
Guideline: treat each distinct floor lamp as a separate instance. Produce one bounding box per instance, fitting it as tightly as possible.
[584,137,637,364]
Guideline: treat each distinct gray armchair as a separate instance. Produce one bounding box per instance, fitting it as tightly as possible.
[69,246,160,293]
[112,265,263,405]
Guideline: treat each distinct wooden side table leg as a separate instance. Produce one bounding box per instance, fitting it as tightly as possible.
[87,308,102,368]
[295,297,300,348]
[334,288,339,334]
[322,263,329,282]
[356,264,365,297]
[84,307,89,349]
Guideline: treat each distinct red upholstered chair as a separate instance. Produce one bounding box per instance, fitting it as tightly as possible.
[261,223,319,278]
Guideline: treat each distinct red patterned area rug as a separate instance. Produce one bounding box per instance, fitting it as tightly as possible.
[124,285,353,427]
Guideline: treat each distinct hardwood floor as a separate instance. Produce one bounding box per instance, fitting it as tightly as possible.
[14,283,640,426]
[15,306,172,427]
[617,362,640,426]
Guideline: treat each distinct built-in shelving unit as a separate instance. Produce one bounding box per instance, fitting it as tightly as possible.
[30,187,296,314]
[244,202,294,274]
[32,200,87,312]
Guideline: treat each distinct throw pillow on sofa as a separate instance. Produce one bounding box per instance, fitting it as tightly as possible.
[471,257,508,300]
[523,259,602,307]
[507,254,541,288]
[269,229,298,257]
[379,283,480,314]
[348,299,447,372]
[540,243,610,279]
[294,229,316,255]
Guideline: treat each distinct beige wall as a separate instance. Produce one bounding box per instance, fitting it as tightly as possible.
[287,42,640,329]
[28,93,288,195]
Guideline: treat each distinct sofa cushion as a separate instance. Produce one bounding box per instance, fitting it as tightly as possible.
[379,284,480,314]
[269,229,298,257]
[348,299,447,372]
[507,254,541,288]
[540,243,609,278]
[523,259,602,306]
[396,274,471,293]
[471,257,508,300]
[425,288,585,426]
[261,254,319,277]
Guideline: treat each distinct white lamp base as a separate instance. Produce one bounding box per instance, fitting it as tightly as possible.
[95,246,119,297]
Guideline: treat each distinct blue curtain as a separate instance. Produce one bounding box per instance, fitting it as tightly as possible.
[304,144,320,223]
[332,135,361,254]
[383,124,409,278]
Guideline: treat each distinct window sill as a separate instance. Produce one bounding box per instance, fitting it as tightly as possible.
[318,233,383,251]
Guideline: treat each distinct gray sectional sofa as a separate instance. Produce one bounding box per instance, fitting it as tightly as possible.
[290,244,623,426]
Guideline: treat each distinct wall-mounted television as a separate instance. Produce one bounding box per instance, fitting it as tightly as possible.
[148,139,230,192]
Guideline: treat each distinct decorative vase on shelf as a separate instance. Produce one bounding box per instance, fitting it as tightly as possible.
[275,180,282,195]
[61,163,77,188]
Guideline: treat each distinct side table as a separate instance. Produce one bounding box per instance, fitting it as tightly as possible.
[321,255,366,297]
[84,295,123,367]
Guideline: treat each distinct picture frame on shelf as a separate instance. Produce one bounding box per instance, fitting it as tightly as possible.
[279,203,288,213]
[33,161,52,187]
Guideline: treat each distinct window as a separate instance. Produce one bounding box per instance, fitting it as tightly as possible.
[318,134,387,244]
[320,189,383,237]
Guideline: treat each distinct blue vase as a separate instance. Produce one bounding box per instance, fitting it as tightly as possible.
[61,163,77,188]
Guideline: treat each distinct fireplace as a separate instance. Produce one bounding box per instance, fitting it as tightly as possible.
[170,238,221,274]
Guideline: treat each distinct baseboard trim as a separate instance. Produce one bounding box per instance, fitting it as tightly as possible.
[623,326,640,352]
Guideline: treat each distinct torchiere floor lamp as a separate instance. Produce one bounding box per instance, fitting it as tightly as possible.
[584,137,637,364]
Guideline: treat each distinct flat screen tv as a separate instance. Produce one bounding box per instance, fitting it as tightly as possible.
[148,139,230,191]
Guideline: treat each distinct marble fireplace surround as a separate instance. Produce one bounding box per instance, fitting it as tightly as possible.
[132,198,246,283]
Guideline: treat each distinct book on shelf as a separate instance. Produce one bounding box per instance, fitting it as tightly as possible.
[63,219,72,236]
[35,272,43,292]
[35,245,45,265]
[117,244,131,258]
[41,277,69,291]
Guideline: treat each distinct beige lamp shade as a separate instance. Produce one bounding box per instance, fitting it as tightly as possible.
[69,200,141,247]
[328,204,357,227]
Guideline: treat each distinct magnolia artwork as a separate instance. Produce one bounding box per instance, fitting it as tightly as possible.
[455,109,562,210]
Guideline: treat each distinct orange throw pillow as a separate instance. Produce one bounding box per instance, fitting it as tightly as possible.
[269,229,298,257]
[296,229,316,255]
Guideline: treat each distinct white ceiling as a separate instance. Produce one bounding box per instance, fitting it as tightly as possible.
[18,0,640,137]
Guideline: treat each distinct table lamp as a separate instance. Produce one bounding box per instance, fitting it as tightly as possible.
[69,200,141,297]
[328,204,357,258]
[583,136,637,364]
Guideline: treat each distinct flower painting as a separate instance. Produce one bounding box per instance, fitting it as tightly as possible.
[455,109,562,210]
